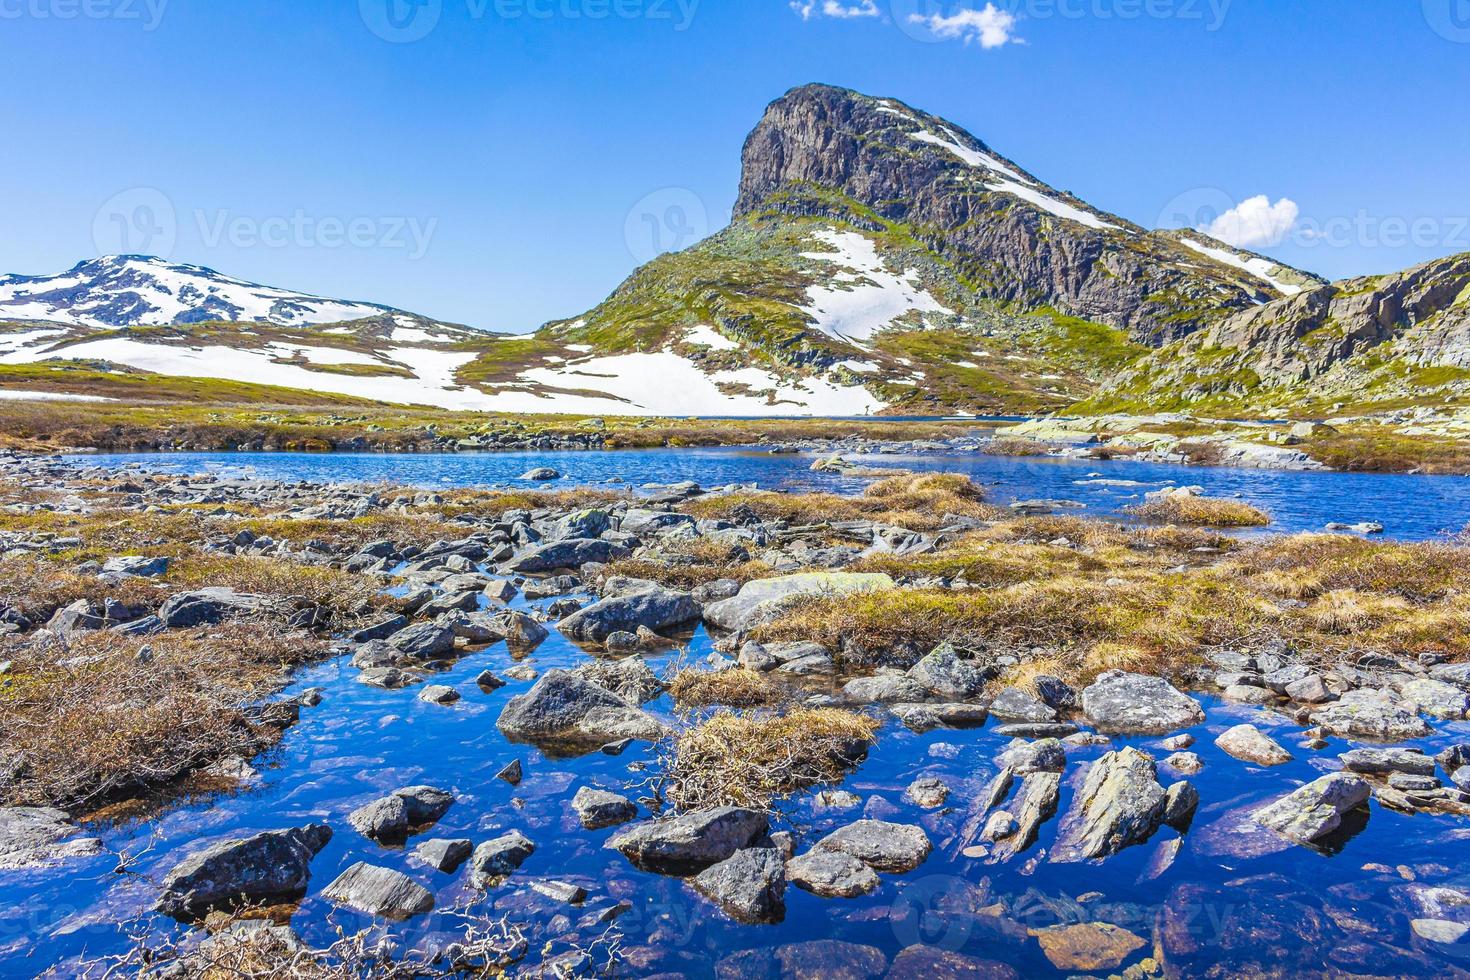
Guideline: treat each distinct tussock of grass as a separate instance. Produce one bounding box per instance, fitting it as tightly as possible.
[666,708,879,810]
[0,559,162,624]
[668,668,784,708]
[602,539,775,589]
[1127,494,1271,528]
[0,625,326,811]
[682,471,998,532]
[983,438,1053,457]
[168,555,386,622]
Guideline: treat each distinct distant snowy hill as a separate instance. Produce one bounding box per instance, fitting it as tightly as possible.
[0,255,461,331]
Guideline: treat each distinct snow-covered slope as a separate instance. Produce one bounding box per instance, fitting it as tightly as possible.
[0,255,457,330]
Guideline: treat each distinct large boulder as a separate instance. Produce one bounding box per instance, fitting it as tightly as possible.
[1339,748,1435,776]
[158,588,269,628]
[1254,773,1370,846]
[156,825,332,919]
[691,847,786,924]
[786,848,880,898]
[496,669,668,748]
[1081,671,1204,734]
[1050,748,1166,863]
[702,572,894,632]
[321,862,434,919]
[0,807,102,870]
[573,657,665,704]
[814,819,930,873]
[504,538,629,574]
[558,587,700,644]
[388,621,456,660]
[607,806,768,875]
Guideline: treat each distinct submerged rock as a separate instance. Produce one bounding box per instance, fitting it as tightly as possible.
[571,787,638,829]
[348,786,454,843]
[1081,671,1204,734]
[321,862,434,919]
[1031,921,1146,972]
[0,807,103,871]
[1255,773,1370,846]
[413,838,472,873]
[1051,747,1166,863]
[608,806,768,876]
[157,825,332,919]
[691,847,786,924]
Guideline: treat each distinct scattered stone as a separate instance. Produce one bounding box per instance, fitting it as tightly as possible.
[1051,747,1166,863]
[1164,751,1203,775]
[814,819,931,873]
[156,825,331,919]
[0,807,103,870]
[903,776,950,809]
[691,847,786,924]
[1312,700,1430,741]
[418,684,460,705]
[529,879,587,904]
[571,787,638,829]
[608,806,768,875]
[496,759,523,785]
[997,738,1065,774]
[558,587,700,644]
[471,830,536,882]
[1162,781,1199,829]
[906,642,992,700]
[1031,922,1146,972]
[1255,773,1371,846]
[1340,748,1435,777]
[1215,724,1292,766]
[413,838,472,873]
[703,572,894,632]
[786,848,880,898]
[321,862,434,919]
[349,786,454,843]
[496,669,668,747]
[989,687,1057,723]
[1081,671,1204,734]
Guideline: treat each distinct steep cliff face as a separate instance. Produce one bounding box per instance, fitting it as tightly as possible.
[1089,252,1470,412]
[732,84,1319,343]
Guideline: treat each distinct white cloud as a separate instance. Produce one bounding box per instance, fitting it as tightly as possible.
[790,0,880,20]
[1200,195,1300,248]
[908,3,1020,48]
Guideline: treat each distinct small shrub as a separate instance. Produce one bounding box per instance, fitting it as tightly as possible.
[668,668,783,708]
[983,438,1052,457]
[665,708,879,810]
[1127,494,1270,528]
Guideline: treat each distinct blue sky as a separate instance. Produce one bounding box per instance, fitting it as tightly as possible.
[1,0,1467,332]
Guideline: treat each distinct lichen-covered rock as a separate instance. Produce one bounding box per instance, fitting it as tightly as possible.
[906,642,993,700]
[557,587,699,643]
[496,669,668,747]
[1215,724,1292,766]
[1081,671,1204,734]
[1254,773,1370,845]
[1051,747,1166,863]
[571,787,638,829]
[786,848,880,898]
[703,572,893,632]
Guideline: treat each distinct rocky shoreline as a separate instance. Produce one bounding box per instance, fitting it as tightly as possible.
[4,450,1470,975]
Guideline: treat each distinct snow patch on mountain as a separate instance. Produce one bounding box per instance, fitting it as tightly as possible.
[909,127,1032,184]
[683,324,741,350]
[1179,238,1304,297]
[798,229,951,343]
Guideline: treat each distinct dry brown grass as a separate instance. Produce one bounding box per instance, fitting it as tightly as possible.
[601,539,775,589]
[1127,494,1271,528]
[665,708,879,810]
[668,668,784,708]
[0,624,327,811]
[983,438,1053,457]
[681,472,999,532]
[0,558,164,624]
[168,554,387,621]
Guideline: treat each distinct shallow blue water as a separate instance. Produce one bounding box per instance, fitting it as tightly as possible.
[10,447,1470,976]
[8,598,1470,977]
[65,446,1470,540]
